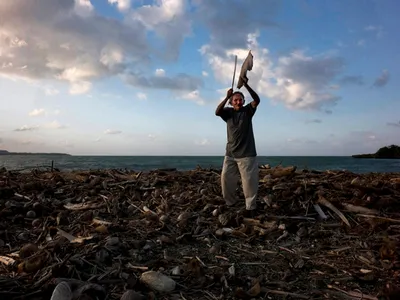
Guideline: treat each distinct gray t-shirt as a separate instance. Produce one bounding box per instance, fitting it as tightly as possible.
[219,103,257,158]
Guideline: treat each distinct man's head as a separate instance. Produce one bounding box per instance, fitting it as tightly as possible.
[229,91,245,110]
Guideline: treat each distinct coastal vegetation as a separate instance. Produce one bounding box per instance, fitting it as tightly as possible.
[352,144,400,159]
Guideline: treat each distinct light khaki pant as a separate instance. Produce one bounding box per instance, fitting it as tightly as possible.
[221,156,259,210]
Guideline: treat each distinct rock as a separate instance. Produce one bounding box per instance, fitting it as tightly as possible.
[120,290,145,300]
[140,271,176,293]
[50,281,72,300]
[19,243,39,259]
[26,210,36,218]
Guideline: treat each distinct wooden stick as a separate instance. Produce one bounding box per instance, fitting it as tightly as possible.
[356,214,400,223]
[231,55,237,89]
[261,288,310,299]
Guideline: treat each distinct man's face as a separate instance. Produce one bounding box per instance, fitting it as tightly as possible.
[231,93,244,110]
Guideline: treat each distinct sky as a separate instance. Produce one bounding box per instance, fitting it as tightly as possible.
[0,0,399,156]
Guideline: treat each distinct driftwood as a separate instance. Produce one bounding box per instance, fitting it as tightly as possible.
[0,166,399,299]
[259,165,297,178]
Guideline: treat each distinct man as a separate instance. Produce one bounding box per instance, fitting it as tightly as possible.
[215,77,260,217]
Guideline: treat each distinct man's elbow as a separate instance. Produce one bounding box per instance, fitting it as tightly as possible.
[251,99,260,108]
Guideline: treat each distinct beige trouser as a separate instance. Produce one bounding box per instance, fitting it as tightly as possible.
[221,156,259,210]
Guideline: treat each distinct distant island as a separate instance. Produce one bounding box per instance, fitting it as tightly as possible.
[352,144,400,159]
[0,150,71,156]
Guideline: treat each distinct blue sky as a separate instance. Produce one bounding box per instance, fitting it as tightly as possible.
[0,0,399,156]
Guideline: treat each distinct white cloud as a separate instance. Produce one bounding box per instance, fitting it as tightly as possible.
[155,69,166,77]
[180,90,206,105]
[74,0,94,17]
[104,129,122,135]
[201,32,343,111]
[148,134,156,140]
[108,0,131,12]
[100,46,124,68]
[69,81,92,95]
[0,0,149,93]
[29,108,46,117]
[137,92,147,100]
[44,87,60,96]
[192,0,279,50]
[202,71,208,77]
[28,108,61,117]
[44,120,67,129]
[194,138,210,146]
[129,0,191,60]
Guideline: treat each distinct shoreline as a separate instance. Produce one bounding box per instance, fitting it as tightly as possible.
[0,166,399,298]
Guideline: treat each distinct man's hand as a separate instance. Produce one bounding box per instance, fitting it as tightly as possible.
[226,88,233,99]
[216,88,233,116]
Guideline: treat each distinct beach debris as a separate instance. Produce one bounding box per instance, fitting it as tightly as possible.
[0,165,399,299]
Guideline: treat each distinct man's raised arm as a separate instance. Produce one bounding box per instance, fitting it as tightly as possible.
[242,77,260,108]
[215,88,233,116]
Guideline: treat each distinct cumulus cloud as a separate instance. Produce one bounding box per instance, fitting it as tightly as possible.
[29,108,46,117]
[129,0,191,60]
[194,138,210,146]
[69,81,92,95]
[192,0,280,51]
[108,0,131,12]
[155,69,166,77]
[202,71,208,77]
[136,92,147,100]
[74,0,94,17]
[104,129,122,135]
[0,0,149,93]
[44,121,67,129]
[44,87,60,96]
[373,69,390,87]
[125,72,203,91]
[28,108,61,117]
[179,90,206,105]
[201,32,343,111]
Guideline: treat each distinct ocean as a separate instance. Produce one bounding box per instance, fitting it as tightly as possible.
[0,155,399,174]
